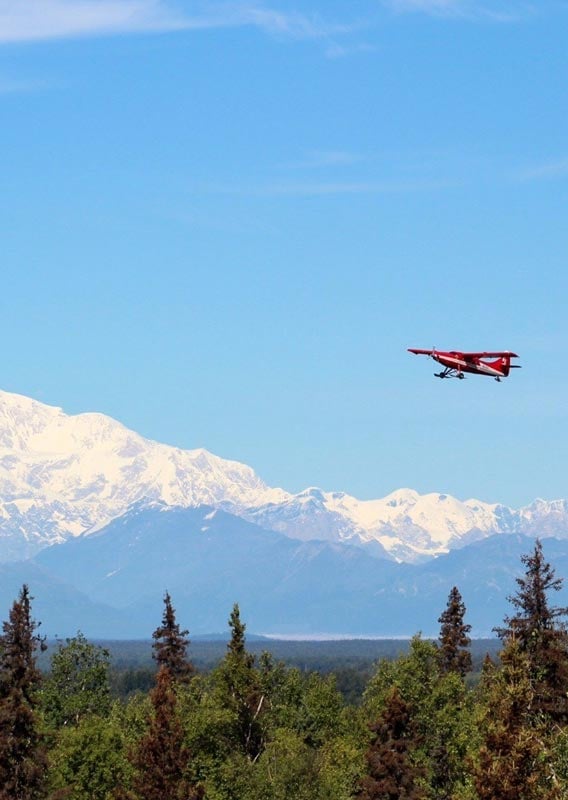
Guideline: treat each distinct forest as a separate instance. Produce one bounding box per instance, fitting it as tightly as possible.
[1,539,568,800]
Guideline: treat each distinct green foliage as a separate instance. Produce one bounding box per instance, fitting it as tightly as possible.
[47,712,129,800]
[317,735,366,800]
[421,670,478,799]
[43,632,111,728]
[211,604,267,762]
[178,674,237,773]
[363,635,440,721]
[263,665,346,747]
[114,692,153,747]
[253,729,320,800]
[363,635,478,799]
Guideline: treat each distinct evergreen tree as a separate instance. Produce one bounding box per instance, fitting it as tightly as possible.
[358,685,426,800]
[216,603,266,762]
[437,586,472,677]
[152,592,193,683]
[0,585,47,800]
[495,539,568,722]
[227,603,248,661]
[473,636,562,800]
[126,666,203,800]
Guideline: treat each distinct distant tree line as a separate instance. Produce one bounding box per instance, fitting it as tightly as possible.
[1,539,568,799]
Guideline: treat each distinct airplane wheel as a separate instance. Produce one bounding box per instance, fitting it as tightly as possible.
[458,374,465,380]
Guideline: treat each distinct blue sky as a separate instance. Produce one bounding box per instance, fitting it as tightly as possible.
[1,0,567,507]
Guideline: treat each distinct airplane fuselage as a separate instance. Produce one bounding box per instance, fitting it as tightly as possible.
[407,349,520,381]
[432,352,506,378]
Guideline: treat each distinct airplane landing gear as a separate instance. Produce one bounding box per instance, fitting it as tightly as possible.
[435,368,465,380]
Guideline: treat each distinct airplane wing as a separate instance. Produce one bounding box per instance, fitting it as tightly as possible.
[461,351,519,359]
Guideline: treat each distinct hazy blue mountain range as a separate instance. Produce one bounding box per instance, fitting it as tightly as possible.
[0,505,563,638]
[0,389,567,638]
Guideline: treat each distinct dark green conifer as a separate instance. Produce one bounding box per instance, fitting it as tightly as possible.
[0,585,47,800]
[127,666,203,800]
[495,539,568,722]
[358,685,426,800]
[152,592,193,683]
[437,586,472,677]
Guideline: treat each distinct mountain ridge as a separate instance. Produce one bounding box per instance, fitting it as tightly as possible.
[22,504,568,638]
[0,389,566,564]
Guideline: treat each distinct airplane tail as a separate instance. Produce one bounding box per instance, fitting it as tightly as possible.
[486,353,520,377]
[487,355,511,376]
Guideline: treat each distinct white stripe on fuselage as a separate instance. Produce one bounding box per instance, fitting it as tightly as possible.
[434,354,502,376]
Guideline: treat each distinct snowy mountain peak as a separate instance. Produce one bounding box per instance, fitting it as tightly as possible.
[0,390,287,560]
[0,389,566,565]
[383,488,420,507]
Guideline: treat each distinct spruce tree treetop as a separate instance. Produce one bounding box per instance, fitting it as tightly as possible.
[0,584,46,698]
[496,538,568,646]
[151,592,193,682]
[437,586,472,677]
[495,539,568,723]
[227,602,249,661]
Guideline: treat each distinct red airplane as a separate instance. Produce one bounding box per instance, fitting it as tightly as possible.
[408,348,521,381]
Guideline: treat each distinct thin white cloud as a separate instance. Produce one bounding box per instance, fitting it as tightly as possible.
[517,158,568,181]
[384,0,536,21]
[206,178,455,196]
[387,0,466,15]
[324,40,376,59]
[0,0,359,44]
[230,5,356,39]
[0,0,187,42]
[283,150,366,170]
[0,76,50,93]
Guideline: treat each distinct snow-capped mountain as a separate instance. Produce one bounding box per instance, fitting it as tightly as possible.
[243,487,521,562]
[0,389,566,564]
[0,390,286,560]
